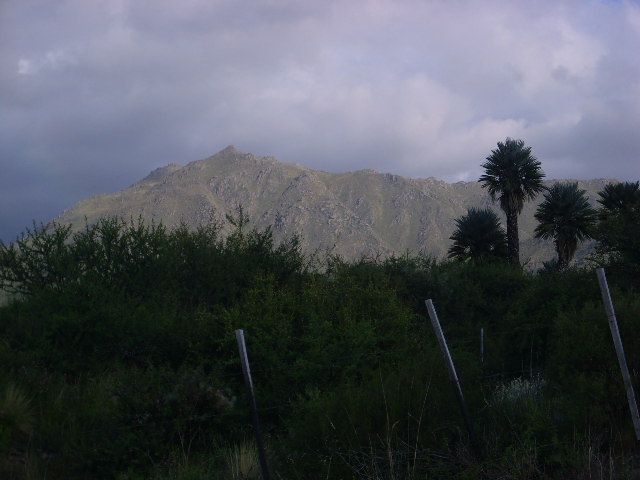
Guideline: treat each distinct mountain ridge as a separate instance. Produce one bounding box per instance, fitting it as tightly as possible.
[56,146,614,266]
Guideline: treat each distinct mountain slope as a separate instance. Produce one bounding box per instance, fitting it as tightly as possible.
[57,146,611,266]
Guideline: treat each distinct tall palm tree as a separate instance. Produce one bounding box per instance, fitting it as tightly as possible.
[534,183,596,269]
[597,181,640,213]
[479,138,545,265]
[448,208,508,262]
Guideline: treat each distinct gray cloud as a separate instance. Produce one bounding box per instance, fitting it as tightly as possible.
[1,0,639,241]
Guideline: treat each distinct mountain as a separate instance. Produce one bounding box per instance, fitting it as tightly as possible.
[56,146,611,267]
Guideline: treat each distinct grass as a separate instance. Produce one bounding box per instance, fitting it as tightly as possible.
[223,439,260,480]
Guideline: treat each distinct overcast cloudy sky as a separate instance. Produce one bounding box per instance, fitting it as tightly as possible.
[1,0,639,241]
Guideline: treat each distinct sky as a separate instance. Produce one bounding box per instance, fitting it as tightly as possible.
[1,0,640,242]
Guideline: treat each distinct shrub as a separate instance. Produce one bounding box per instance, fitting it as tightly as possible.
[0,216,638,478]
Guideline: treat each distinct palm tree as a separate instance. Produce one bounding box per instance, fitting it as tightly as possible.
[479,138,545,265]
[594,181,640,273]
[597,181,640,213]
[448,208,508,262]
[534,183,596,269]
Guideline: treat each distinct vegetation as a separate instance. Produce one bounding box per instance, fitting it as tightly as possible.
[597,181,640,212]
[534,183,597,269]
[0,136,638,478]
[479,138,545,265]
[594,181,640,279]
[0,202,638,478]
[448,208,507,262]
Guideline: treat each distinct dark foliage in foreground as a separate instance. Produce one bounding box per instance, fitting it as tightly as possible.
[0,217,639,479]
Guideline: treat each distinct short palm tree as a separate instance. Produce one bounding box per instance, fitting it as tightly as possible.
[534,182,596,269]
[448,208,508,262]
[597,181,640,213]
[594,181,640,272]
[479,138,545,265]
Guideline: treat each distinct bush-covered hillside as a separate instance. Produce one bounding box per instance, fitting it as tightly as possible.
[1,216,639,479]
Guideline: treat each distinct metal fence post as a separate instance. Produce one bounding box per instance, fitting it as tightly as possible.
[596,269,640,441]
[425,299,481,456]
[235,329,272,479]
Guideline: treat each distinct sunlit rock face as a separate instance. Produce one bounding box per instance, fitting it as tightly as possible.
[57,146,610,266]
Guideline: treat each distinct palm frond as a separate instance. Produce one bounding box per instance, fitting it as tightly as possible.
[597,181,640,212]
[479,138,545,214]
[534,182,597,266]
[448,208,508,262]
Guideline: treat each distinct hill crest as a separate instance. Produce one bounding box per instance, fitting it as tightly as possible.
[56,147,613,266]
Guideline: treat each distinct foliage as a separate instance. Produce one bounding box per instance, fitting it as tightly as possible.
[223,439,260,479]
[448,208,508,262]
[479,138,545,214]
[597,181,640,213]
[0,383,33,455]
[593,182,640,283]
[534,183,597,269]
[0,215,639,479]
[479,138,545,265]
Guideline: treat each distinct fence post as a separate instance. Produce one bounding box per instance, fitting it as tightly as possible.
[596,268,640,441]
[425,299,481,456]
[235,329,272,479]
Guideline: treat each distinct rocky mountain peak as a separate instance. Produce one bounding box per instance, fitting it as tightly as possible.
[56,147,613,266]
[219,145,240,155]
[138,163,183,184]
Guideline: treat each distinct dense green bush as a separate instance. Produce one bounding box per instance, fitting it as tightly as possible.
[1,217,638,479]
